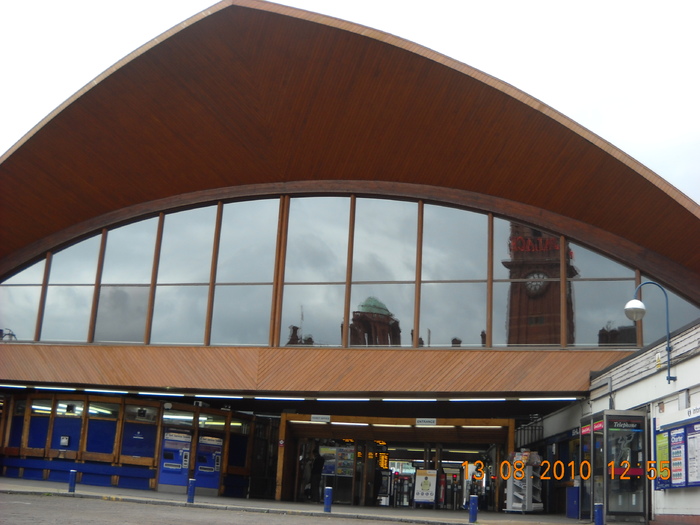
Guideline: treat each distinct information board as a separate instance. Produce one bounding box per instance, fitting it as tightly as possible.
[413,469,437,504]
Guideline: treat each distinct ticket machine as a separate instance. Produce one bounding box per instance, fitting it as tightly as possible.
[193,434,223,496]
[158,429,193,492]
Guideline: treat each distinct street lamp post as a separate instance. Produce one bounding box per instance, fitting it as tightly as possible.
[624,281,677,384]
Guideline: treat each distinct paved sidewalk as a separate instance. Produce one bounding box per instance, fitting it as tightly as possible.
[0,477,587,525]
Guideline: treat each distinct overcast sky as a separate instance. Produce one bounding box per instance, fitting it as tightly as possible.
[1,0,698,204]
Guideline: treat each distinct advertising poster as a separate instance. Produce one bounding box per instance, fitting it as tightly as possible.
[335,446,355,477]
[413,469,437,504]
[655,431,671,490]
[687,423,700,486]
[670,428,686,487]
[319,446,336,476]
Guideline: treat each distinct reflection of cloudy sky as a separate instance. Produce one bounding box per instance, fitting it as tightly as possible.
[285,197,349,283]
[158,207,215,284]
[102,219,158,284]
[211,285,272,345]
[50,235,101,284]
[42,286,93,341]
[1,197,698,347]
[422,205,487,281]
[94,286,149,342]
[151,285,208,344]
[282,284,345,345]
[353,199,417,281]
[217,200,278,283]
[0,286,41,341]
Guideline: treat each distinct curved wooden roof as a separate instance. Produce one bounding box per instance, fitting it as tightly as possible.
[1,0,698,300]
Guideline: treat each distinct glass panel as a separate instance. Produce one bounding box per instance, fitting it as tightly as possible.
[56,400,84,417]
[151,285,208,344]
[101,218,158,284]
[569,243,634,279]
[88,401,120,419]
[572,281,635,347]
[349,284,414,346]
[639,277,700,345]
[163,409,195,427]
[14,399,27,416]
[41,286,93,342]
[31,399,53,415]
[352,199,417,282]
[0,285,41,341]
[210,285,272,345]
[217,199,279,283]
[157,206,216,284]
[493,218,513,280]
[49,236,100,284]
[422,205,487,281]
[281,284,344,346]
[124,404,158,422]
[420,283,487,347]
[492,282,509,347]
[199,413,227,429]
[230,418,250,434]
[94,285,149,343]
[2,259,45,284]
[285,197,349,283]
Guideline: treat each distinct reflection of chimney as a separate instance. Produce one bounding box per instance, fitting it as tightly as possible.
[287,325,301,345]
[480,331,486,347]
[451,338,462,348]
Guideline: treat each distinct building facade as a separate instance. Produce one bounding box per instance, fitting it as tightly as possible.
[1,1,699,522]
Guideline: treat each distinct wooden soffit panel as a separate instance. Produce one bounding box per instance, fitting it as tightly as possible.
[0,344,632,395]
[1,1,698,297]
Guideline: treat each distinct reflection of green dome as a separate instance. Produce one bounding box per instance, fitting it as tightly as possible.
[358,296,392,316]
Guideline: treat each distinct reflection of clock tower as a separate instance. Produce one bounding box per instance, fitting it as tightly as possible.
[502,223,577,345]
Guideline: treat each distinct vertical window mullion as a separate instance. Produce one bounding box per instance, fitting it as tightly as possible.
[87,229,108,343]
[144,213,165,344]
[413,201,424,348]
[486,214,494,348]
[34,252,52,341]
[559,235,567,348]
[270,196,290,347]
[342,196,356,348]
[204,202,223,346]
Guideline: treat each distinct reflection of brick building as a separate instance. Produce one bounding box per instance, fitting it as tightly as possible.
[348,297,401,346]
[503,223,578,345]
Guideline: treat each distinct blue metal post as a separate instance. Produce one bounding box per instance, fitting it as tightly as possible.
[187,478,196,504]
[68,469,77,493]
[594,502,604,525]
[469,494,478,523]
[323,486,333,513]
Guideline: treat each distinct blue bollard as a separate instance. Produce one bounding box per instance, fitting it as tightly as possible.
[187,478,196,504]
[68,470,77,494]
[594,502,604,525]
[468,494,478,523]
[323,486,333,513]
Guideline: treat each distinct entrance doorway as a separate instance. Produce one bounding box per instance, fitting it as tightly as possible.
[277,414,515,509]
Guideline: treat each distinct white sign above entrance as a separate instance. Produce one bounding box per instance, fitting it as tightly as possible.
[311,415,331,423]
[416,418,437,426]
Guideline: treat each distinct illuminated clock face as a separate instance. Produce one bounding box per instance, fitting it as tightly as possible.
[525,271,548,296]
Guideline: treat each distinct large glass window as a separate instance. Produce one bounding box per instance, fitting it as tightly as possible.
[95,219,157,343]
[211,200,279,345]
[420,205,487,347]
[2,195,698,349]
[568,244,635,347]
[0,259,44,342]
[41,236,100,342]
[282,197,350,346]
[639,275,700,345]
[151,207,216,344]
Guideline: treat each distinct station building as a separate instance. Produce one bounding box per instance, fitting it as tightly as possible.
[1,1,699,523]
